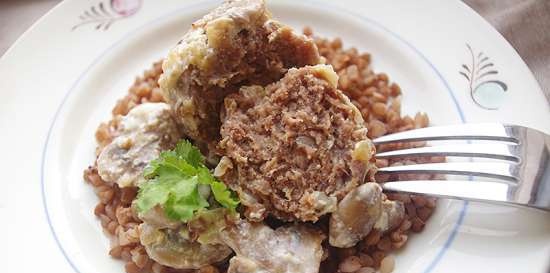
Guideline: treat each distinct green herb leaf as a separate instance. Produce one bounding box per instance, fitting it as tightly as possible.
[197,166,239,211]
[210,179,240,211]
[163,176,209,221]
[136,139,239,223]
[174,140,205,167]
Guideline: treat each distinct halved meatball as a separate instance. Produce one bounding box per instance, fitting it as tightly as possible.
[159,0,320,148]
[216,65,377,222]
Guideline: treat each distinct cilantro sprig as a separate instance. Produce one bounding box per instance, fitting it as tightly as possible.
[136,140,239,222]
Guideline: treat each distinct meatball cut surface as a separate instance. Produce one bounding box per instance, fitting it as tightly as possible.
[159,0,320,147]
[217,64,377,222]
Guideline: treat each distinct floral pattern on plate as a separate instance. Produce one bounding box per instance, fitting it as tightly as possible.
[460,44,508,110]
[72,0,142,31]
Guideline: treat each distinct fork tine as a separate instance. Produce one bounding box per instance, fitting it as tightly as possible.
[377,162,518,182]
[380,180,513,203]
[372,123,518,145]
[376,143,520,162]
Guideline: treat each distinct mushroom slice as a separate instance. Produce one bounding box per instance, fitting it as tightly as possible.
[374,199,406,233]
[222,220,324,273]
[139,223,232,269]
[329,183,406,248]
[329,182,383,248]
[227,257,270,273]
[137,205,181,230]
[97,103,180,188]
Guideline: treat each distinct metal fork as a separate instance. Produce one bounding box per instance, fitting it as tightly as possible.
[372,123,550,212]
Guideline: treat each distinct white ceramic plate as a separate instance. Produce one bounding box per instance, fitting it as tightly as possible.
[1,1,549,273]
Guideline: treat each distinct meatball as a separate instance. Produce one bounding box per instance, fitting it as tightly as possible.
[217,65,377,222]
[159,0,321,148]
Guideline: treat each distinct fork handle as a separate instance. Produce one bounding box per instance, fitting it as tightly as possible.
[380,180,550,212]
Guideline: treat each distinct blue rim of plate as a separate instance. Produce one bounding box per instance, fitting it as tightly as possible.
[40,1,468,272]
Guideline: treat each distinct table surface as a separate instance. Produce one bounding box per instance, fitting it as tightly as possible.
[1,0,548,101]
